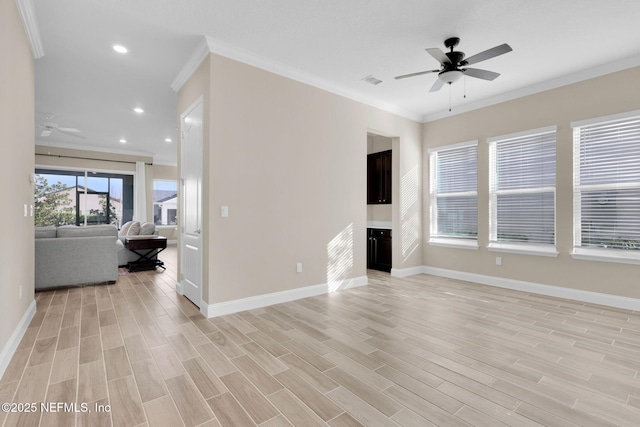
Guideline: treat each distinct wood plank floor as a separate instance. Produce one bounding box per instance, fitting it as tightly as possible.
[2,247,640,426]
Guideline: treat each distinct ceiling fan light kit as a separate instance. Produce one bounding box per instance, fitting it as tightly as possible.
[438,69,463,84]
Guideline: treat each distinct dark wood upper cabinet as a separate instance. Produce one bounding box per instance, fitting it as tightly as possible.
[367,149,392,204]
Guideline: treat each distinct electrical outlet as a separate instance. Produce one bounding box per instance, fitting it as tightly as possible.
[496,257,502,266]
[296,263,303,273]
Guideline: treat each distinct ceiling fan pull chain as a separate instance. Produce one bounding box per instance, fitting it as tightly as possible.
[464,75,467,99]
[449,83,452,112]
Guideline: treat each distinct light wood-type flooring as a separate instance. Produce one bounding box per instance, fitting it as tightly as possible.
[2,246,640,426]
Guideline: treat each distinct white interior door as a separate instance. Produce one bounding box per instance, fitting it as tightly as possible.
[180,98,203,308]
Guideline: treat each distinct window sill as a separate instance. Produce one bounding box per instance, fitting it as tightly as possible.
[571,248,640,265]
[155,225,178,229]
[429,238,479,250]
[487,243,559,257]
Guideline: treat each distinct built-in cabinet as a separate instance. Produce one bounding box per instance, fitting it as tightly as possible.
[367,150,392,204]
[367,228,392,272]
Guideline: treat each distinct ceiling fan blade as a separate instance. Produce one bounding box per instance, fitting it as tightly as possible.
[57,127,81,133]
[429,78,445,92]
[463,68,500,81]
[426,48,451,65]
[41,129,52,137]
[464,43,512,65]
[394,69,439,80]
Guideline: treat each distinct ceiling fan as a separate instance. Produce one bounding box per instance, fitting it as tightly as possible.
[38,121,83,138]
[395,37,512,92]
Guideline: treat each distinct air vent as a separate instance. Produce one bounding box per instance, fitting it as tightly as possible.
[362,75,383,85]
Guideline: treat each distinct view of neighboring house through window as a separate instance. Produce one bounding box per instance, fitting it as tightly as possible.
[34,169,134,227]
[428,141,478,247]
[572,111,640,260]
[488,126,557,255]
[153,180,178,225]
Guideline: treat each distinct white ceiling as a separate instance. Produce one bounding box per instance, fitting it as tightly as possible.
[32,0,640,165]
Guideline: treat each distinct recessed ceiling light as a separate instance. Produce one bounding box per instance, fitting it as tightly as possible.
[165,138,172,143]
[113,45,128,54]
[119,139,127,143]
[133,107,144,114]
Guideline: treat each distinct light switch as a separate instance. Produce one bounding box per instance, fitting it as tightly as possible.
[221,206,229,217]
[23,204,28,217]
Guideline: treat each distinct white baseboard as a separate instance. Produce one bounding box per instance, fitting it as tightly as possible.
[203,276,368,318]
[0,299,36,380]
[390,266,425,278]
[421,266,640,312]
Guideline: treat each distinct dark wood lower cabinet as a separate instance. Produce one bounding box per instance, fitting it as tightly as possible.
[367,228,391,272]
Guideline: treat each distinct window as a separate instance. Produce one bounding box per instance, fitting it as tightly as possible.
[488,126,557,256]
[572,110,640,264]
[429,141,478,248]
[153,180,178,225]
[35,169,133,227]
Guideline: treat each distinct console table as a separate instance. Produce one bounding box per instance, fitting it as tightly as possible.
[124,235,167,272]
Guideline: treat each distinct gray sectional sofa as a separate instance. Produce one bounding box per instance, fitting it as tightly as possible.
[35,224,118,290]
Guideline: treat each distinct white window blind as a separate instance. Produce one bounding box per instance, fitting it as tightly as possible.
[573,113,640,255]
[488,127,556,249]
[429,141,478,243]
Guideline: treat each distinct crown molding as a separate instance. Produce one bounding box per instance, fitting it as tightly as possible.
[15,0,44,59]
[171,36,422,122]
[421,54,640,123]
[172,36,640,126]
[170,37,211,92]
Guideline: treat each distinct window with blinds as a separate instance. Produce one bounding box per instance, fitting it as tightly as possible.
[488,126,557,254]
[572,111,640,261]
[429,141,478,246]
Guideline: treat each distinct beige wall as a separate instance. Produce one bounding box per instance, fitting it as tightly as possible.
[35,145,177,225]
[423,65,640,299]
[0,0,36,364]
[178,52,422,306]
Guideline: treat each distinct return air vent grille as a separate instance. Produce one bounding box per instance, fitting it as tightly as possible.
[362,75,383,85]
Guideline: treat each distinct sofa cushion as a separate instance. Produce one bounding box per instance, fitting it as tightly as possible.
[139,222,156,235]
[126,221,141,236]
[57,224,118,238]
[119,221,133,236]
[35,225,57,239]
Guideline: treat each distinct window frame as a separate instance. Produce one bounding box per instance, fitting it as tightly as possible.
[487,126,559,257]
[428,140,479,250]
[571,109,640,265]
[34,166,134,228]
[152,179,179,227]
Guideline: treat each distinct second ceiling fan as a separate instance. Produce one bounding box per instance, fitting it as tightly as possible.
[395,37,512,92]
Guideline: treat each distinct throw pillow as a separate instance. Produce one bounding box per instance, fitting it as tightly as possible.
[126,221,141,236]
[119,221,133,236]
[139,222,156,235]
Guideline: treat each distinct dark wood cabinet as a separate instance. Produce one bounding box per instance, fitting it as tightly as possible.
[367,228,392,272]
[367,150,392,204]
